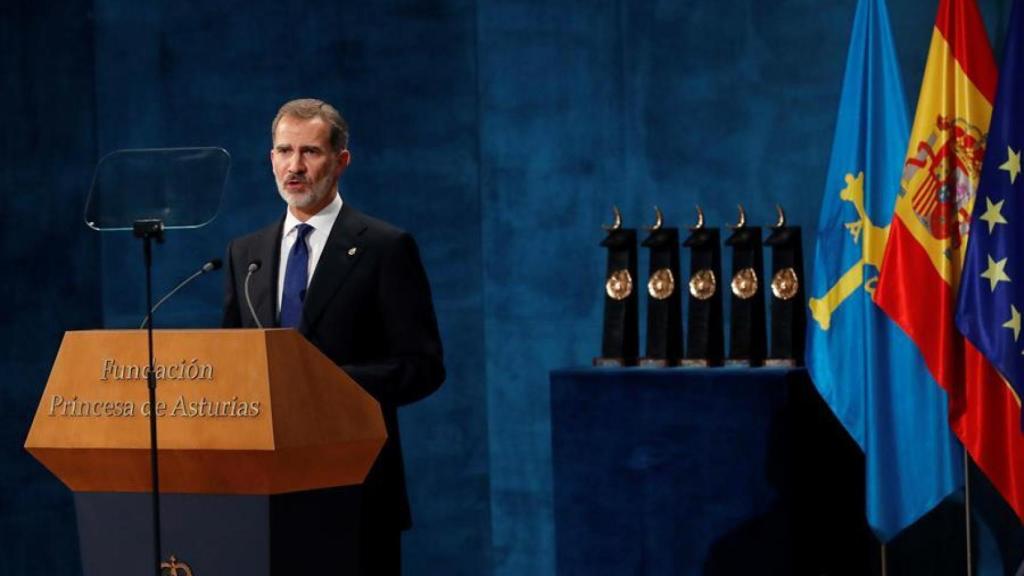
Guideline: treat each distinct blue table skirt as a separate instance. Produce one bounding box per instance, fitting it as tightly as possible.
[549,367,874,575]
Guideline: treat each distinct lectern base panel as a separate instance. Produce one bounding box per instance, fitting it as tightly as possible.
[75,487,362,575]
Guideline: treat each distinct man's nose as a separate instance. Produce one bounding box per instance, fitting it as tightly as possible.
[287,154,306,173]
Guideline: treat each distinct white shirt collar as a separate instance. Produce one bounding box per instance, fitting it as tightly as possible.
[283,191,343,237]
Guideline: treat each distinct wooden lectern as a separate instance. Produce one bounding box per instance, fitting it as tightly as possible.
[25,329,387,575]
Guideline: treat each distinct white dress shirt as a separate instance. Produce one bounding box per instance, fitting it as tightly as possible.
[277,192,343,317]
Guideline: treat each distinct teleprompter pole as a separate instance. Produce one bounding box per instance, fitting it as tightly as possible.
[134,219,164,576]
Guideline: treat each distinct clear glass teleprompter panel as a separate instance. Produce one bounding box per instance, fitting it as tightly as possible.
[84,147,231,231]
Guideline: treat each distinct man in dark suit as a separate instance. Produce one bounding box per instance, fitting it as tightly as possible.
[222,98,445,575]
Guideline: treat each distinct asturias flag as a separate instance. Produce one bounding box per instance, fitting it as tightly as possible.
[806,0,962,541]
[875,0,1024,524]
[954,0,1024,522]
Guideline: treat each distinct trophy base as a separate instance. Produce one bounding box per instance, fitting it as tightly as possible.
[678,358,711,368]
[593,357,628,367]
[638,358,670,368]
[725,358,764,367]
[764,358,798,367]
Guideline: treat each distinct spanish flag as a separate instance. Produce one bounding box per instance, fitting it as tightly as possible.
[874,0,1024,522]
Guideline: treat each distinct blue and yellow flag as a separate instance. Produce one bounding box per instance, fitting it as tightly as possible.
[954,0,1024,523]
[806,0,963,540]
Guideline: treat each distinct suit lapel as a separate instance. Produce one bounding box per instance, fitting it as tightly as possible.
[253,219,283,328]
[300,204,367,334]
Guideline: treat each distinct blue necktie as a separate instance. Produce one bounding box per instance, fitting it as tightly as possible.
[279,223,314,328]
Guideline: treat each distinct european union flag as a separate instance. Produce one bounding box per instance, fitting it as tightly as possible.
[957,0,1024,443]
[806,0,963,540]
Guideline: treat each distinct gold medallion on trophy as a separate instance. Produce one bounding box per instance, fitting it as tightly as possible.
[771,267,799,300]
[730,267,758,299]
[689,269,716,300]
[606,269,633,300]
[647,268,675,300]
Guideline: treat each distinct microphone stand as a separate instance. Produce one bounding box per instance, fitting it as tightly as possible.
[133,218,164,576]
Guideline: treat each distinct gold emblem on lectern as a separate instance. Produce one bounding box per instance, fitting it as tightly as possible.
[160,555,194,576]
[606,269,633,300]
[771,267,799,300]
[648,268,675,300]
[731,267,758,299]
[689,269,717,300]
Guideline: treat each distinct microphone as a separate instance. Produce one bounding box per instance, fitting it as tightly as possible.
[245,260,264,329]
[140,258,223,329]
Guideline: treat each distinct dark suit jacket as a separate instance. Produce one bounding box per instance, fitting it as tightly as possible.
[222,204,445,530]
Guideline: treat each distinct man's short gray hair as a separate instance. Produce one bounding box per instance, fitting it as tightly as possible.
[271,98,349,152]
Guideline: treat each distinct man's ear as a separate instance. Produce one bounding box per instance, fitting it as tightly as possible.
[336,149,351,176]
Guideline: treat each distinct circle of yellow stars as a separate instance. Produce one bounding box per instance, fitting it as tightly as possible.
[984,146,1022,344]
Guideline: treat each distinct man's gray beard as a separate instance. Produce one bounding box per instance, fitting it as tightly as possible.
[277,178,333,209]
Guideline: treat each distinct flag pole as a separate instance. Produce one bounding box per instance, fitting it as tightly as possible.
[880,542,887,576]
[964,446,973,576]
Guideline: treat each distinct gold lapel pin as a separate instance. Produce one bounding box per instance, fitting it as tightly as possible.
[348,247,358,256]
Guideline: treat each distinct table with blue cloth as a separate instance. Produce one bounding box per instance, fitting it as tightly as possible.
[549,366,875,576]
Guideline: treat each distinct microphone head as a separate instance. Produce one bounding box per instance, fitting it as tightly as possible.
[202,258,223,273]
[247,260,261,273]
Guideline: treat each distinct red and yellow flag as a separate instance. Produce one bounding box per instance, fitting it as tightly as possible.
[874,0,1024,521]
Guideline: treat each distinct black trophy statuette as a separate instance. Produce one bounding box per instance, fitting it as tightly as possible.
[725,204,766,366]
[595,206,639,367]
[681,206,724,367]
[765,205,805,366]
[639,207,682,367]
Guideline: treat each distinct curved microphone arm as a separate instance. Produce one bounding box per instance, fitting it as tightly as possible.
[244,261,264,329]
[139,259,221,329]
